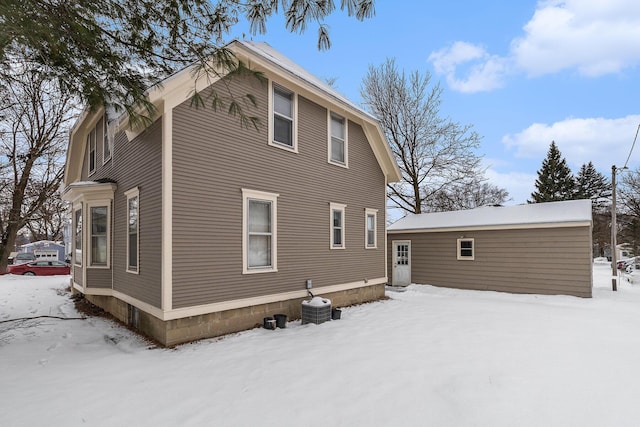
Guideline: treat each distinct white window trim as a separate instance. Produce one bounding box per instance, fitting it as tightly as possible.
[87,200,111,269]
[73,203,83,267]
[125,187,140,274]
[268,81,298,153]
[457,238,475,260]
[330,202,347,250]
[102,116,112,165]
[242,188,279,274]
[365,208,378,249]
[87,127,96,176]
[328,111,348,168]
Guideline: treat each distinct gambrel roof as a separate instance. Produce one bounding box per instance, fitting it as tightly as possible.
[64,40,401,186]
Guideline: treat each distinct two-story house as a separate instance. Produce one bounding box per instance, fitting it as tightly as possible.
[62,40,401,346]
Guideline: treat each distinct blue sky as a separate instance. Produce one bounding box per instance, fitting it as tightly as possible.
[234,0,640,204]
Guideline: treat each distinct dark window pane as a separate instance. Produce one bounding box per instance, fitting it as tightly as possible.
[274,116,292,146]
[129,233,138,269]
[333,228,342,246]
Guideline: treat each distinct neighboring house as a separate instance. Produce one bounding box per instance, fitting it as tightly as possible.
[20,241,66,262]
[387,200,593,298]
[62,40,401,346]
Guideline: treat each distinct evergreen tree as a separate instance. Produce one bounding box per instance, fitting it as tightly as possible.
[575,161,611,208]
[529,141,576,203]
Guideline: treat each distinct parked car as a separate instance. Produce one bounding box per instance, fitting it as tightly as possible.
[617,258,638,273]
[7,260,70,276]
[617,258,634,270]
[12,252,37,265]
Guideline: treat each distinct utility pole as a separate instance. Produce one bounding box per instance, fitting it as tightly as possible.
[611,165,629,291]
[611,165,618,291]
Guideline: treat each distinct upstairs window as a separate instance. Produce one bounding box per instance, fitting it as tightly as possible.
[329,113,347,166]
[271,84,296,151]
[457,238,475,260]
[87,128,96,175]
[102,116,112,164]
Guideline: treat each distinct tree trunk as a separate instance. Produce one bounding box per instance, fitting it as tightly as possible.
[0,217,20,272]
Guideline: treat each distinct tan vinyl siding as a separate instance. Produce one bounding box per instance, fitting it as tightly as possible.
[73,265,83,287]
[86,268,111,288]
[171,75,386,308]
[389,226,593,297]
[79,119,163,308]
[111,122,163,307]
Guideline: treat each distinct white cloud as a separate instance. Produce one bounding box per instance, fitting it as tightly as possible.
[483,167,537,205]
[428,42,509,93]
[502,114,640,171]
[512,0,640,77]
[429,1,640,91]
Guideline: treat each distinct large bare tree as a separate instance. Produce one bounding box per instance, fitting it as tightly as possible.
[361,58,497,214]
[0,60,75,270]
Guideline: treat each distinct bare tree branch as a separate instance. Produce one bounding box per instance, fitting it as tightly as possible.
[0,59,76,269]
[361,58,506,214]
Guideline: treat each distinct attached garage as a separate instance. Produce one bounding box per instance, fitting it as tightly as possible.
[387,199,593,298]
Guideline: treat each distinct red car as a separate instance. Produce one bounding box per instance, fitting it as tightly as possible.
[8,260,71,276]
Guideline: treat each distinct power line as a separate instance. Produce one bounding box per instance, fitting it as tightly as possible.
[622,123,640,169]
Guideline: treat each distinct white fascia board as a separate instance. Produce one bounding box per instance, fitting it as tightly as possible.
[387,220,593,234]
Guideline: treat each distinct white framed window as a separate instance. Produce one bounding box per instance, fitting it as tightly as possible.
[242,189,279,274]
[74,205,83,266]
[329,112,347,166]
[270,82,297,152]
[365,208,378,249]
[88,202,110,268]
[87,127,96,175]
[330,202,346,249]
[457,238,475,260]
[102,115,112,164]
[125,187,139,274]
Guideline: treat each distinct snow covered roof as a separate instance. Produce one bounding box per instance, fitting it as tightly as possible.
[388,199,593,232]
[237,41,376,121]
[20,240,64,248]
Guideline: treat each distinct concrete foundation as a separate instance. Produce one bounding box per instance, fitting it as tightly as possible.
[81,283,384,347]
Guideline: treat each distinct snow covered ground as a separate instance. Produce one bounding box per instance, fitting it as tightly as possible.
[1,262,640,427]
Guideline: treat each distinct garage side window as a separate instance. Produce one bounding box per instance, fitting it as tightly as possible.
[457,238,474,260]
